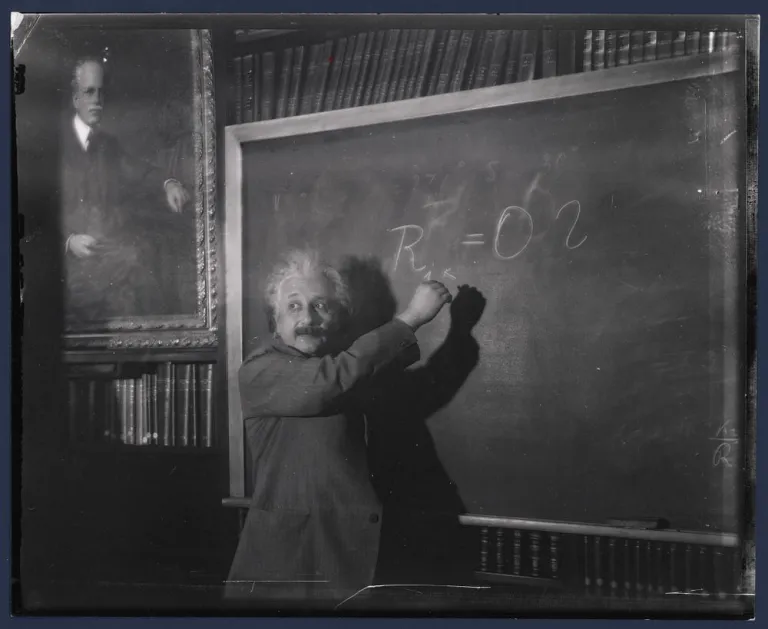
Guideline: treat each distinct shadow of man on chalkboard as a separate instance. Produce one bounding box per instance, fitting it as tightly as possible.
[339,256,486,586]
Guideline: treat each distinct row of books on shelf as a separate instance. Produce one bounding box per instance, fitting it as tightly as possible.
[230,28,739,124]
[67,363,215,448]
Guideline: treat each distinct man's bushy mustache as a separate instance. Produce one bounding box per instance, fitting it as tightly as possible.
[294,325,325,337]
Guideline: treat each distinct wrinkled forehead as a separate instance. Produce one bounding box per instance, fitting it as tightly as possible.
[276,274,336,304]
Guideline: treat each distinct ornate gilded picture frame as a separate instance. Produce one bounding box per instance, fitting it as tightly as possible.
[17,27,218,350]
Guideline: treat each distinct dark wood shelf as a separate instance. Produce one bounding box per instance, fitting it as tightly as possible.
[71,442,223,456]
[64,347,218,364]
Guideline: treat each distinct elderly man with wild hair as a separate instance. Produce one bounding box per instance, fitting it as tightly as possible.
[226,249,453,606]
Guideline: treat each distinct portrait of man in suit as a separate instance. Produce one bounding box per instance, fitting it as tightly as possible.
[60,56,191,324]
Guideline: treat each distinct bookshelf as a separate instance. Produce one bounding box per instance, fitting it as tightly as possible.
[225,26,742,126]
[64,350,220,452]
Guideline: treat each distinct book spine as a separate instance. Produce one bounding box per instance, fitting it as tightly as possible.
[375,30,401,104]
[435,29,461,94]
[450,30,475,92]
[178,364,191,447]
[252,54,261,121]
[233,56,243,124]
[426,30,450,95]
[555,30,575,76]
[518,30,540,81]
[275,47,293,118]
[386,30,410,102]
[174,364,189,447]
[190,365,198,448]
[486,30,509,87]
[605,30,617,68]
[345,33,368,107]
[312,41,333,113]
[136,376,145,446]
[202,364,214,448]
[657,31,673,59]
[108,380,118,443]
[261,51,275,120]
[354,32,376,106]
[672,31,686,57]
[701,30,716,54]
[144,374,151,446]
[582,30,593,72]
[360,32,384,105]
[126,379,136,445]
[396,30,418,100]
[151,372,158,445]
[541,28,557,78]
[144,374,151,444]
[242,53,255,123]
[630,30,644,64]
[412,29,436,98]
[162,363,172,446]
[300,43,321,115]
[685,31,701,55]
[617,30,631,66]
[462,31,479,90]
[484,30,511,87]
[592,30,606,70]
[118,380,126,444]
[324,38,347,111]
[468,30,491,89]
[716,30,728,52]
[643,30,658,61]
[336,35,358,109]
[286,46,304,117]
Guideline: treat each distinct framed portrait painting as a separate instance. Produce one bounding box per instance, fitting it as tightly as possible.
[16,24,217,350]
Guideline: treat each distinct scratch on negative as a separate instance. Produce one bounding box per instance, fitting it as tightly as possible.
[225,579,330,595]
[666,590,755,597]
[335,584,491,609]
[721,130,737,145]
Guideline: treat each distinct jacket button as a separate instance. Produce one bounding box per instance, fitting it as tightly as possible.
[369,513,380,524]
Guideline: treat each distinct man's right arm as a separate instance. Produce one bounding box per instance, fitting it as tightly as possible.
[239,319,420,418]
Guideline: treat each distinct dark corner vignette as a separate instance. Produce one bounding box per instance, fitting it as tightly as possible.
[12,13,756,620]
[11,51,25,616]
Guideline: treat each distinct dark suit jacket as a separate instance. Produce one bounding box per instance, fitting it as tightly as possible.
[60,120,168,241]
[59,121,169,320]
[225,319,420,606]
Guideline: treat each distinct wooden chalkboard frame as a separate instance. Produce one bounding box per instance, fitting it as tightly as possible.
[223,49,741,500]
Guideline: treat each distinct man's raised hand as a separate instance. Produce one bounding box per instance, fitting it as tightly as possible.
[396,280,453,331]
[68,234,98,258]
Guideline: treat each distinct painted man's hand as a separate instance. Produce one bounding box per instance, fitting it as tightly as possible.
[68,234,98,258]
[397,280,453,331]
[165,180,189,212]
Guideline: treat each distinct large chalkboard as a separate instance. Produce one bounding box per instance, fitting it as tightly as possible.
[234,67,745,533]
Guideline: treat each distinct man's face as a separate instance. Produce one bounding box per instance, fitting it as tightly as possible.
[72,61,104,126]
[274,274,340,356]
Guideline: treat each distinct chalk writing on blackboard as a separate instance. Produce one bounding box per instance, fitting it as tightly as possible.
[710,419,738,468]
[389,199,587,273]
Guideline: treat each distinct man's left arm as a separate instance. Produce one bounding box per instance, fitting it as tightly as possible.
[113,137,189,212]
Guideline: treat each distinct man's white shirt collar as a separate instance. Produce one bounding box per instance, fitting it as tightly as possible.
[73,114,92,151]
